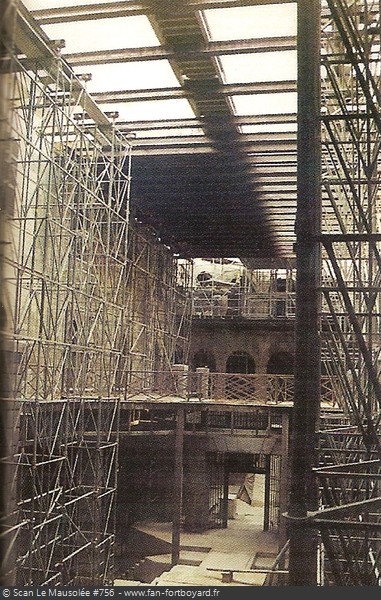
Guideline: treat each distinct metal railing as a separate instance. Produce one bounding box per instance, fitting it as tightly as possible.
[263,540,290,586]
[192,287,296,319]
[125,371,336,405]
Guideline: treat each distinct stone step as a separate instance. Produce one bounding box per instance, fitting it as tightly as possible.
[154,564,267,586]
[200,550,255,571]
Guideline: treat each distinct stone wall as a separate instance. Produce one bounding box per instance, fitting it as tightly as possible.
[190,320,295,374]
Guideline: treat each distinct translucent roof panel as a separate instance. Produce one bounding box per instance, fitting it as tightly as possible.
[203,4,297,41]
[202,5,297,123]
[134,128,204,139]
[241,123,297,134]
[220,51,297,84]
[77,61,180,94]
[232,93,297,116]
[97,100,196,122]
[40,16,160,53]
[23,0,120,8]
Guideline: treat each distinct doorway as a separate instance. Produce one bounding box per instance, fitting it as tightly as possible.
[208,452,276,531]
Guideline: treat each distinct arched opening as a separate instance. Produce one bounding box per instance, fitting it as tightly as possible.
[225,352,255,400]
[196,271,212,285]
[191,349,216,372]
[226,351,255,374]
[267,351,294,403]
[266,351,294,374]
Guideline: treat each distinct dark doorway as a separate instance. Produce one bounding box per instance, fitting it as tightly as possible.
[208,452,272,531]
[192,349,216,372]
[226,351,255,374]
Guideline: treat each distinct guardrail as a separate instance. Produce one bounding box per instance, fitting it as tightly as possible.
[125,371,336,405]
[193,288,296,319]
[263,539,289,586]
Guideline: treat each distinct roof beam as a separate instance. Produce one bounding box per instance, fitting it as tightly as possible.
[14,2,126,146]
[133,130,296,143]
[91,80,296,103]
[134,174,297,185]
[130,147,295,158]
[130,139,297,153]
[130,146,297,156]
[131,145,215,155]
[64,36,296,66]
[116,113,296,131]
[247,154,297,164]
[32,0,296,24]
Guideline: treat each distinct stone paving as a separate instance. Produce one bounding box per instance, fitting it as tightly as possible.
[115,479,281,587]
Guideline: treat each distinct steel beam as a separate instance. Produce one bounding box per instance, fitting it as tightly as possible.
[91,80,296,103]
[64,36,296,66]
[115,113,297,130]
[32,0,296,24]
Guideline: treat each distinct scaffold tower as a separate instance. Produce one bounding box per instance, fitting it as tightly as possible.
[317,0,381,586]
[1,3,130,585]
[0,2,194,585]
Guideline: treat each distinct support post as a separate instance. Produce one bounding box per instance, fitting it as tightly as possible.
[287,0,322,586]
[263,455,271,531]
[279,411,290,549]
[222,466,229,529]
[171,407,184,566]
[196,366,209,400]
[173,364,189,399]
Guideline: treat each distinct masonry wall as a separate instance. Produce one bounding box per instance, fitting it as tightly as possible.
[190,320,295,374]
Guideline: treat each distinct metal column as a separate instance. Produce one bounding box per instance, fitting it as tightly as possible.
[287,0,322,586]
[171,408,184,566]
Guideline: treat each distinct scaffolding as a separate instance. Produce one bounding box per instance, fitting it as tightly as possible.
[0,0,18,587]
[125,223,192,385]
[192,262,296,320]
[0,3,194,585]
[316,0,381,585]
[2,399,120,586]
[0,6,130,584]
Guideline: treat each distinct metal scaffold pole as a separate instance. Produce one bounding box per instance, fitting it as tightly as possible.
[0,0,18,586]
[287,0,322,586]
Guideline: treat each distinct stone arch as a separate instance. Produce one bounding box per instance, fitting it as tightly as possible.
[196,271,212,284]
[191,349,216,372]
[225,351,256,400]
